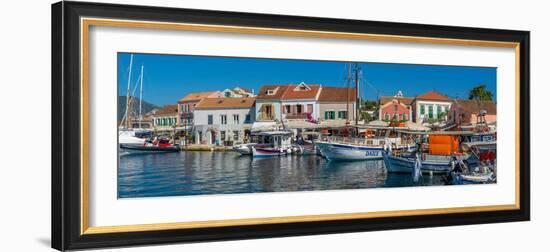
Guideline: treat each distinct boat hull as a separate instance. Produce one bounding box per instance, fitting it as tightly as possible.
[120,144,180,154]
[252,146,291,157]
[233,143,255,155]
[381,152,473,174]
[315,142,414,161]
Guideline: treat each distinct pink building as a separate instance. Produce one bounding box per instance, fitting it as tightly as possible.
[449,99,497,126]
[378,93,413,122]
[177,91,222,127]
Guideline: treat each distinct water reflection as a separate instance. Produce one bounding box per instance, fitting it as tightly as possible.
[118,152,447,198]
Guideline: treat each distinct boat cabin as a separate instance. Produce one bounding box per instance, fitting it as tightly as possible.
[251,131,292,148]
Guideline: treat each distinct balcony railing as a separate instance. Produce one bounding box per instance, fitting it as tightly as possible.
[284,113,308,119]
[257,113,275,121]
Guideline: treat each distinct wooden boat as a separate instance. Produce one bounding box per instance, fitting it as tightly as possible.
[383,133,478,174]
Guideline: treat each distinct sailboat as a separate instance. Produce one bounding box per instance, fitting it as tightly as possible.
[314,63,416,161]
[118,55,152,145]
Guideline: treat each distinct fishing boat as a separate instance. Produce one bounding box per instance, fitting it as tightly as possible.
[313,63,419,161]
[251,131,294,157]
[383,132,478,174]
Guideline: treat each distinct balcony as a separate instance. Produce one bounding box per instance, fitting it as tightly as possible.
[257,113,275,121]
[284,113,308,119]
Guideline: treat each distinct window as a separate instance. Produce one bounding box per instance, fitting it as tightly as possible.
[393,114,398,121]
[207,115,213,125]
[233,114,239,124]
[338,110,347,119]
[220,131,226,142]
[325,111,335,120]
[233,131,239,141]
[402,113,408,121]
[437,105,442,118]
[420,104,425,115]
[225,92,231,97]
[296,104,302,114]
[267,90,275,95]
[385,113,390,121]
[220,115,227,125]
[285,105,291,113]
[245,114,251,123]
[428,105,433,119]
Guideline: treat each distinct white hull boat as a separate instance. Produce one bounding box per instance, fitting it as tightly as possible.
[252,145,292,157]
[233,143,257,155]
[315,141,416,161]
[382,151,477,174]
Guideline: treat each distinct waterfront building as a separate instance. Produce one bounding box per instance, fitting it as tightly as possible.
[193,97,256,145]
[280,82,322,121]
[317,86,356,122]
[177,91,222,127]
[449,99,497,126]
[222,87,255,98]
[152,105,179,129]
[255,85,289,121]
[378,91,413,122]
[412,91,452,123]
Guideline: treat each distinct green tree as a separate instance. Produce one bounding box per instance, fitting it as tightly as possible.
[468,85,493,101]
[362,100,378,110]
[361,112,374,122]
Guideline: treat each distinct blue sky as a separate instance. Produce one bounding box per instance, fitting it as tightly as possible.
[118,52,496,106]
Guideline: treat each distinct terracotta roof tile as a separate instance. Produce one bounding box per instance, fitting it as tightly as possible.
[318,87,356,102]
[415,91,451,101]
[379,96,414,105]
[281,83,321,100]
[195,97,256,110]
[256,85,289,99]
[153,105,178,116]
[455,99,496,115]
[178,91,221,103]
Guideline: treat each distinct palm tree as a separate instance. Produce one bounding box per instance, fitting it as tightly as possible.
[468,85,493,101]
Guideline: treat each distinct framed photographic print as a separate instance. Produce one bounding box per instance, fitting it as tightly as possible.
[52,1,530,250]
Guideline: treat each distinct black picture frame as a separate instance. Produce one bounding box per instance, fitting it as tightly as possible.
[52,1,530,251]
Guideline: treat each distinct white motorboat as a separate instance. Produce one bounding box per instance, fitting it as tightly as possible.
[251,131,294,157]
[232,143,257,155]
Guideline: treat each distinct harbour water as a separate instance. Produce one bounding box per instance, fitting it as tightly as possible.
[118,151,449,198]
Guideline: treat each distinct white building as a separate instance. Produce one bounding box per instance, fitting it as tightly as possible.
[193,97,256,145]
[221,87,255,98]
[412,91,452,123]
[255,82,322,122]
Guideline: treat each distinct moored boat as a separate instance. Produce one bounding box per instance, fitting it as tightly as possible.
[232,143,257,155]
[120,137,179,154]
[383,133,478,174]
[251,131,293,157]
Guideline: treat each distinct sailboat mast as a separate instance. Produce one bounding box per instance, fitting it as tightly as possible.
[346,63,351,124]
[139,65,144,129]
[124,54,134,129]
[355,63,360,125]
